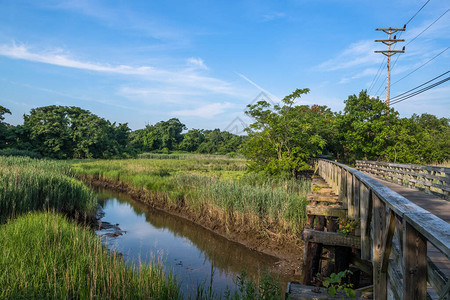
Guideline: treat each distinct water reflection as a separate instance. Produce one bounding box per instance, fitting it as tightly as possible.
[95,189,280,295]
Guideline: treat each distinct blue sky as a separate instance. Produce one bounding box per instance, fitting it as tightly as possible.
[0,0,449,131]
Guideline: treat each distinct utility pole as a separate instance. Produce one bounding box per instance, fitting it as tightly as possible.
[374,26,406,108]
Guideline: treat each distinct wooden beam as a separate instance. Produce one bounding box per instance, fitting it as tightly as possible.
[372,194,387,300]
[307,194,340,202]
[360,184,372,260]
[301,218,325,285]
[350,253,373,275]
[403,221,427,300]
[426,257,448,298]
[303,229,361,248]
[306,205,347,218]
[381,209,397,273]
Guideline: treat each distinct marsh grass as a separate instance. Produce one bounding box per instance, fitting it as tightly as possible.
[0,212,179,299]
[0,156,96,223]
[72,157,310,236]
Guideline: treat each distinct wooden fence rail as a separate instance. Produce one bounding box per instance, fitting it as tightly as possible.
[356,160,450,200]
[317,159,450,300]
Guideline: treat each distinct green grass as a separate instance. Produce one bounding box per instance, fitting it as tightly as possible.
[0,212,179,299]
[72,156,310,236]
[0,156,96,223]
[0,156,182,299]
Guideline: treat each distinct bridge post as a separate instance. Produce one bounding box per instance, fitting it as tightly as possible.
[372,194,387,299]
[402,220,427,300]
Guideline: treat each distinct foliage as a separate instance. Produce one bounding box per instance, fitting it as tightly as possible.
[0,105,12,149]
[335,91,449,165]
[72,156,310,236]
[322,270,356,299]
[243,88,335,177]
[335,90,400,162]
[226,268,282,300]
[0,148,42,158]
[0,212,179,299]
[337,218,359,236]
[22,105,132,159]
[0,156,96,223]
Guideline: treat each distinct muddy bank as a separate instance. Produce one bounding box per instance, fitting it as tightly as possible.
[83,175,305,278]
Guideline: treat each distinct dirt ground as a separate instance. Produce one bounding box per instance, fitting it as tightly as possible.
[85,176,305,279]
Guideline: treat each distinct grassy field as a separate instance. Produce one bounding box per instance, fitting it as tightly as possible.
[0,156,96,223]
[72,154,311,236]
[0,212,179,299]
[0,156,180,299]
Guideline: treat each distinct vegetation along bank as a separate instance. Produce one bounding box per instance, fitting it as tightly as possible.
[72,154,311,276]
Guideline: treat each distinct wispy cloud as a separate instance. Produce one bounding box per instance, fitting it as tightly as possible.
[318,40,382,71]
[172,102,235,118]
[187,57,208,70]
[338,67,379,84]
[0,42,240,96]
[261,12,286,22]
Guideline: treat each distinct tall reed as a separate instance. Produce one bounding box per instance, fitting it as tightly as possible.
[72,157,310,236]
[0,212,179,299]
[0,156,96,222]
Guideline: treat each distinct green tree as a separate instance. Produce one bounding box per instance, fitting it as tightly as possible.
[336,90,400,162]
[0,106,12,149]
[23,105,131,159]
[179,129,205,152]
[243,88,333,176]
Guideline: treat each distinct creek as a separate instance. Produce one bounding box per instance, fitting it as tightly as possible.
[95,188,288,296]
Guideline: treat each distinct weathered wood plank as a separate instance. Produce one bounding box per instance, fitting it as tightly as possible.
[372,193,387,299]
[360,184,372,260]
[403,221,427,300]
[381,209,397,273]
[307,194,340,202]
[404,212,450,260]
[387,258,403,300]
[356,160,450,174]
[427,257,448,298]
[302,229,361,248]
[306,205,347,218]
[301,216,325,285]
[350,252,373,275]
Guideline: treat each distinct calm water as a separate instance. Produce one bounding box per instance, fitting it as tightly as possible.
[95,189,283,296]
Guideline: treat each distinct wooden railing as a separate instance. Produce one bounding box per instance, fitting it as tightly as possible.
[356,160,450,200]
[317,159,450,300]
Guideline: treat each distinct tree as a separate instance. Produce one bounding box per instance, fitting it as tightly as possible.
[243,88,334,176]
[23,105,131,159]
[179,129,205,152]
[336,90,400,162]
[0,106,12,149]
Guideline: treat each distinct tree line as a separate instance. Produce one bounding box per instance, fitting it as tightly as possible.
[1,89,448,175]
[243,89,449,176]
[0,105,245,159]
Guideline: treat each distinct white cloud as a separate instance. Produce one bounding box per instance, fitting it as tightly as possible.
[261,12,286,22]
[172,102,235,118]
[318,40,382,71]
[187,57,208,70]
[0,42,240,96]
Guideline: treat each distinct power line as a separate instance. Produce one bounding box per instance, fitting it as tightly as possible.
[390,76,450,105]
[391,47,449,86]
[368,57,386,93]
[390,70,450,101]
[406,8,449,46]
[369,0,432,95]
[405,0,431,26]
[391,8,448,75]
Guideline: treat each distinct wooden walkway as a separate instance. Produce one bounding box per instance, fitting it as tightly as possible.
[367,175,450,281]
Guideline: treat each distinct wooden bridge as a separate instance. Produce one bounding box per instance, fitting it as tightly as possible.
[287,159,450,299]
